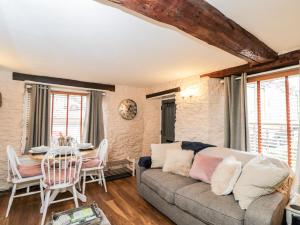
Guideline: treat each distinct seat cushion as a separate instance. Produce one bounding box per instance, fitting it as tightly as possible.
[141,169,197,204]
[45,167,76,186]
[18,164,42,178]
[175,183,245,225]
[82,158,101,169]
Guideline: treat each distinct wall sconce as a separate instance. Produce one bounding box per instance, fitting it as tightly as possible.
[180,85,198,99]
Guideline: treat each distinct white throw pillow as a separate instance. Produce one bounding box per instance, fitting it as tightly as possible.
[151,142,182,168]
[163,149,194,177]
[211,156,242,195]
[233,157,289,209]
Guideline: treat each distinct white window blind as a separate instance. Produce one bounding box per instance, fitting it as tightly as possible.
[51,92,87,142]
[247,74,300,169]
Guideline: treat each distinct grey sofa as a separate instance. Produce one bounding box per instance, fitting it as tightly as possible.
[136,157,288,225]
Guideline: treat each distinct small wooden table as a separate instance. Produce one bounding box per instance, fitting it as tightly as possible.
[28,148,97,161]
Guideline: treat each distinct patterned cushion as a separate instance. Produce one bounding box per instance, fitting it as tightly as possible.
[18,164,42,178]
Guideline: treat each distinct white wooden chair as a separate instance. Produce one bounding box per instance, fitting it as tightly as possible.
[40,148,82,225]
[81,139,108,195]
[6,145,44,217]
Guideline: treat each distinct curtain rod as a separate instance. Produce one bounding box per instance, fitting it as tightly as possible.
[235,64,300,80]
[25,81,106,95]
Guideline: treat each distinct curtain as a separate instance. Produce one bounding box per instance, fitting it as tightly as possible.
[224,73,249,151]
[84,91,104,147]
[27,84,50,150]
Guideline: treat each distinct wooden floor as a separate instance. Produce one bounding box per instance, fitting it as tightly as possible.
[0,177,174,225]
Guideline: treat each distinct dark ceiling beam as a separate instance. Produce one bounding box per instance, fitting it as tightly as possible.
[13,72,115,91]
[106,0,277,64]
[201,50,300,78]
[146,87,180,99]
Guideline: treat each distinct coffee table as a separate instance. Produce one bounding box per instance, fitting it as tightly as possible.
[47,203,111,225]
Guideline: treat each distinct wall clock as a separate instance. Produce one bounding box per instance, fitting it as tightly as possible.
[118,99,137,120]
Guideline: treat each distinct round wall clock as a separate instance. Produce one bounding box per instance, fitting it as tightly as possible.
[118,99,137,120]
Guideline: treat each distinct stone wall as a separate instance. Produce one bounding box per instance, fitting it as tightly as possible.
[103,85,145,161]
[0,70,146,190]
[143,75,224,155]
[0,69,224,190]
[0,69,24,190]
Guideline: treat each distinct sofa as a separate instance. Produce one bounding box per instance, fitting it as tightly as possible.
[136,146,290,225]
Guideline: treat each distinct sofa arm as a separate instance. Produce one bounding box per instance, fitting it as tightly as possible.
[136,157,151,187]
[245,192,288,225]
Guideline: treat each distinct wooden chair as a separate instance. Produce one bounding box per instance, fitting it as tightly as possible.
[6,145,44,217]
[40,148,82,225]
[81,139,108,195]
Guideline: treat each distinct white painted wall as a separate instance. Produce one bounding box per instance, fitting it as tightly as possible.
[0,70,224,190]
[143,75,225,155]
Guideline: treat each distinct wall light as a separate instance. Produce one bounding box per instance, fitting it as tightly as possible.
[180,85,198,99]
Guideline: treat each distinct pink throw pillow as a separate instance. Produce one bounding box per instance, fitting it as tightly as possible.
[189,154,223,183]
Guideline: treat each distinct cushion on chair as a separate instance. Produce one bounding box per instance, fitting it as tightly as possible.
[18,164,42,178]
[141,169,197,204]
[175,183,245,225]
[82,158,102,169]
[44,168,76,185]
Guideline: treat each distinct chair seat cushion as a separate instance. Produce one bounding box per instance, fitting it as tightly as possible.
[18,164,42,178]
[82,158,101,169]
[175,183,245,225]
[141,169,197,204]
[45,168,76,186]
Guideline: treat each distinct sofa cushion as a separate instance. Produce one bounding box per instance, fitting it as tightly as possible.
[141,169,197,204]
[175,183,245,225]
[182,141,215,154]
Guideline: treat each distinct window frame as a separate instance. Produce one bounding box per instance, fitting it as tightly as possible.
[50,90,88,142]
[246,67,300,167]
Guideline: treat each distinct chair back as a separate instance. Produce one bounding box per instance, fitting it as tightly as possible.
[7,145,22,180]
[96,139,108,166]
[41,147,82,189]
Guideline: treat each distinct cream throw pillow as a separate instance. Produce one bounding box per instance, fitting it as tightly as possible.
[151,142,182,168]
[211,156,242,195]
[233,157,289,209]
[163,149,194,177]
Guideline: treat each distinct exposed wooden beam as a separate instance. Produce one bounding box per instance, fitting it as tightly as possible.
[201,50,300,78]
[106,0,277,64]
[146,87,180,99]
[13,72,115,91]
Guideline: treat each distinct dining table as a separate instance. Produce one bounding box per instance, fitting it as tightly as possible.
[27,146,97,203]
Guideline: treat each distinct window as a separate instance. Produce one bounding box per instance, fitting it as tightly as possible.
[247,69,300,168]
[51,91,87,142]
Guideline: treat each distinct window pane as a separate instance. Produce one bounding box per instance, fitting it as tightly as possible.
[289,75,300,169]
[52,94,67,137]
[67,95,86,142]
[247,82,258,153]
[260,78,288,163]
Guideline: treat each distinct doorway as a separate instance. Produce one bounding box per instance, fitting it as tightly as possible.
[161,99,176,143]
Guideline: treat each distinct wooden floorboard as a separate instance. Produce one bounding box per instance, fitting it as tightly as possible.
[0,177,174,225]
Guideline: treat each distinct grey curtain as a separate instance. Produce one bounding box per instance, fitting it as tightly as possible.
[84,91,104,147]
[224,73,249,151]
[27,84,50,150]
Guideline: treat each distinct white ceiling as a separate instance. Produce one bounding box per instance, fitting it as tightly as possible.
[0,0,299,87]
